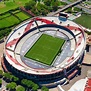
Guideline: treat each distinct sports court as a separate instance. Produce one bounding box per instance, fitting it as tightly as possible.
[25,34,65,65]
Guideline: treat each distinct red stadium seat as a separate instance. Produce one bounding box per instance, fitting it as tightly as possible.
[84,87,91,91]
[87,79,91,86]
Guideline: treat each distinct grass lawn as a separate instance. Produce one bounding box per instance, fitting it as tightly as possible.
[12,9,20,14]
[0,1,18,14]
[0,0,30,14]
[25,34,65,65]
[0,10,31,29]
[15,12,30,21]
[74,14,91,29]
[0,13,10,19]
[0,15,20,28]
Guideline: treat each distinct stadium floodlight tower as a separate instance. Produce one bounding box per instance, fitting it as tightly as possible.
[33,18,41,32]
[3,16,86,87]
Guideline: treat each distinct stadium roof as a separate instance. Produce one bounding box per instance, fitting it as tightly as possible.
[4,16,86,75]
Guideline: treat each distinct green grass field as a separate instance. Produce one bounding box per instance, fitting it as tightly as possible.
[0,15,20,28]
[15,12,30,21]
[74,14,91,29]
[0,0,30,14]
[25,34,65,65]
[0,10,30,29]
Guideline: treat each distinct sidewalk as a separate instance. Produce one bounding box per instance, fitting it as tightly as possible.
[0,42,4,70]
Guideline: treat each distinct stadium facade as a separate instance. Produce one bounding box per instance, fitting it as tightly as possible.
[2,16,86,87]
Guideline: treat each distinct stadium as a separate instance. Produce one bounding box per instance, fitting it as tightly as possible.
[2,16,86,86]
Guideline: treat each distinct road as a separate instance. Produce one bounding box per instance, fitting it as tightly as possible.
[62,0,91,14]
[77,5,91,14]
[47,0,83,16]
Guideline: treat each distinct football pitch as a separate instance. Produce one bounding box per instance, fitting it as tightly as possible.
[25,34,65,65]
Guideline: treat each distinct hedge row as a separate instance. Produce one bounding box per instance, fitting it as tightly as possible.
[0,28,12,39]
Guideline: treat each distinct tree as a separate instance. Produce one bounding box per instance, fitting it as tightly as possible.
[41,86,49,91]
[6,82,17,91]
[0,79,2,87]
[12,75,19,82]
[44,0,51,6]
[25,0,36,10]
[31,7,39,15]
[21,79,28,86]
[32,84,39,91]
[51,0,59,11]
[27,80,34,88]
[3,72,13,82]
[21,79,35,90]
[0,70,3,78]
[36,2,49,15]
[16,85,25,91]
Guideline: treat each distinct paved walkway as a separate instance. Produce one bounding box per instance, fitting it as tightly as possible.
[49,61,91,91]
[62,65,91,91]
[83,53,91,64]
[68,78,87,91]
[0,42,4,70]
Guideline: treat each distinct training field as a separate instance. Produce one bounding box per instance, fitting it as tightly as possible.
[25,34,65,65]
[74,14,91,29]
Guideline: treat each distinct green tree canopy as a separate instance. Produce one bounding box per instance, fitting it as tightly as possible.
[6,82,17,90]
[32,84,39,91]
[3,72,13,81]
[0,70,3,77]
[21,79,34,88]
[36,2,48,15]
[44,0,52,6]
[16,85,25,91]
[51,0,59,11]
[12,75,19,82]
[0,70,3,75]
[41,86,49,91]
[25,0,36,10]
[0,28,12,39]
[0,79,2,85]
